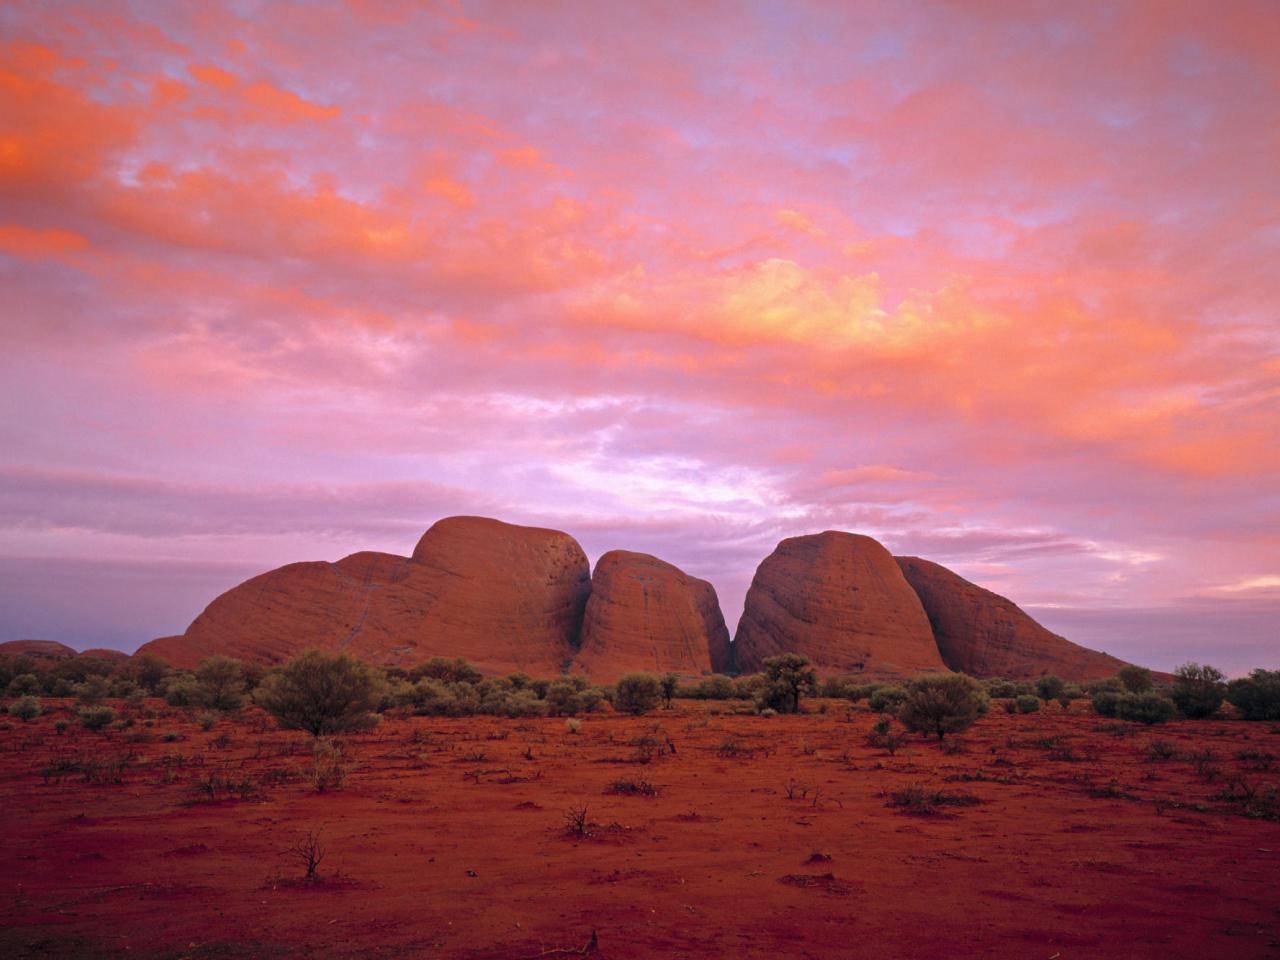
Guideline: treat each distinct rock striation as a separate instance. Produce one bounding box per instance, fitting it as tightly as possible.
[138,516,591,675]
[732,532,945,677]
[895,556,1130,682]
[575,550,731,682]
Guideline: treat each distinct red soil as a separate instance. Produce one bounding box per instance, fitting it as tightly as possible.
[2,701,1278,959]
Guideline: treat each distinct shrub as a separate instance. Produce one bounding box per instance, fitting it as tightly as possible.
[885,783,981,815]
[193,656,248,712]
[308,738,349,791]
[1117,665,1154,694]
[1001,698,1017,714]
[1171,662,1226,719]
[984,679,1018,699]
[8,695,42,722]
[868,685,907,713]
[758,654,817,714]
[732,674,766,700]
[408,657,483,685]
[898,674,989,740]
[6,673,41,697]
[544,677,600,717]
[125,653,169,693]
[865,715,906,755]
[1091,690,1123,717]
[614,673,662,715]
[1226,670,1280,721]
[254,650,386,736]
[1016,694,1041,714]
[1034,676,1065,701]
[75,675,112,705]
[1114,692,1176,725]
[79,706,117,731]
[695,675,735,700]
[660,673,679,709]
[163,675,202,707]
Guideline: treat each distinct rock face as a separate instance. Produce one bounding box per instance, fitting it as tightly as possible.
[895,556,1130,682]
[138,517,591,675]
[0,639,76,660]
[732,532,945,677]
[575,550,731,682]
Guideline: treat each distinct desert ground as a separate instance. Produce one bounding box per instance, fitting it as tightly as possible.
[2,700,1278,960]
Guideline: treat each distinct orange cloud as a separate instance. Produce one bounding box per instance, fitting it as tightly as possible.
[0,224,89,258]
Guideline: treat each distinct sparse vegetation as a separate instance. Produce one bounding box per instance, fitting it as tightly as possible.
[885,783,981,815]
[1171,662,1226,719]
[8,696,42,722]
[1226,670,1280,721]
[755,654,817,714]
[1016,694,1040,714]
[79,706,117,731]
[1117,665,1154,694]
[1113,692,1176,725]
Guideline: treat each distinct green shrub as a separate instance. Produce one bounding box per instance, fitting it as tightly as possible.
[1016,694,1040,714]
[192,655,248,712]
[79,706,117,731]
[1117,665,1153,694]
[543,678,599,717]
[660,673,679,709]
[757,654,816,714]
[6,673,41,697]
[163,675,201,707]
[695,675,735,700]
[408,657,483,685]
[614,673,662,715]
[8,695,42,722]
[1091,690,1123,717]
[984,679,1018,699]
[898,674,989,741]
[75,675,112,705]
[254,650,386,736]
[1114,691,1176,725]
[1086,676,1125,696]
[1226,670,1280,721]
[1171,662,1226,719]
[868,685,907,713]
[732,674,765,700]
[1034,676,1065,701]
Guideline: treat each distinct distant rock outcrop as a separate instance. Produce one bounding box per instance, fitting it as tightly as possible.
[574,550,731,682]
[732,532,945,677]
[895,556,1130,682]
[138,516,591,675]
[0,639,76,660]
[79,648,129,662]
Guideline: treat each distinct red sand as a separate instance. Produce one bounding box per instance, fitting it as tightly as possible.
[2,700,1278,959]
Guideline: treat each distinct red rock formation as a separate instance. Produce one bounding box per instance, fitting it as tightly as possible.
[138,517,591,674]
[0,639,76,660]
[79,648,129,662]
[732,532,945,678]
[574,550,731,682]
[895,556,1130,682]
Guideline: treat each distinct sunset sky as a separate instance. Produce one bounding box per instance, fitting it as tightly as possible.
[1,1,1277,672]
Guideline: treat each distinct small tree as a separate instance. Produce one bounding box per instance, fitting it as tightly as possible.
[254,650,386,736]
[1034,675,1065,702]
[1226,669,1280,721]
[194,655,248,712]
[614,673,662,715]
[1117,665,1153,694]
[660,673,679,709]
[759,654,817,714]
[898,673,989,741]
[1171,662,1226,719]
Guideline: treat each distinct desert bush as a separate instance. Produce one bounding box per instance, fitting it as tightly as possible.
[1171,662,1226,719]
[408,656,483,685]
[8,695,42,722]
[192,656,249,712]
[898,674,989,741]
[1146,739,1178,761]
[756,654,817,714]
[614,673,663,715]
[983,679,1018,699]
[1001,698,1018,714]
[865,715,906,755]
[544,677,600,717]
[7,673,41,697]
[1016,694,1041,714]
[1226,670,1280,721]
[732,674,766,700]
[308,738,349,792]
[1114,691,1176,725]
[197,711,220,732]
[885,782,981,815]
[1118,665,1154,694]
[1034,676,1065,701]
[660,673,679,709]
[79,706,117,731]
[693,674,733,699]
[75,675,112,705]
[289,830,325,880]
[54,719,68,735]
[1090,690,1123,717]
[868,685,907,713]
[255,650,385,736]
[820,675,872,701]
[1086,676,1125,696]
[606,777,660,797]
[124,653,169,693]
[163,674,202,707]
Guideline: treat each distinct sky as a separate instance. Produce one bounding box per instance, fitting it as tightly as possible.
[1,1,1277,674]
